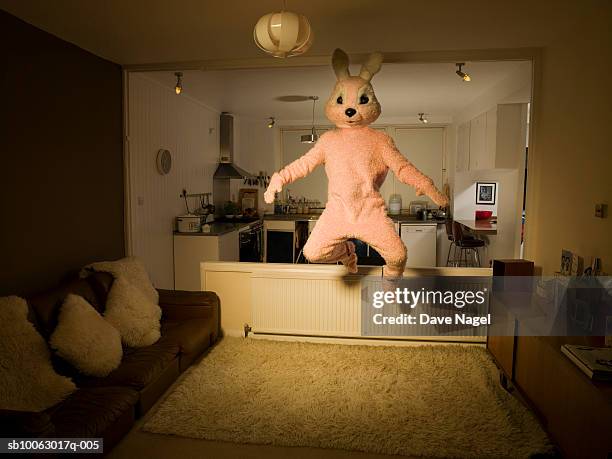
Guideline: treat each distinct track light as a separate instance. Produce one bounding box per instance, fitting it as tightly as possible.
[455,63,471,82]
[174,72,183,94]
[267,117,275,128]
[418,113,429,124]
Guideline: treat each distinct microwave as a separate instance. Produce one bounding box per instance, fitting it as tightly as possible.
[176,215,202,233]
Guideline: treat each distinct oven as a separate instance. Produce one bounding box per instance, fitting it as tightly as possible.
[239,221,263,262]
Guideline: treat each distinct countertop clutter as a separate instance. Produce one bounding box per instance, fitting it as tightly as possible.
[261,213,444,224]
[174,213,446,237]
[174,221,252,236]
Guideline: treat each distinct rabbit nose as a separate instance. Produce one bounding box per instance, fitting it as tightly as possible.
[345,108,356,117]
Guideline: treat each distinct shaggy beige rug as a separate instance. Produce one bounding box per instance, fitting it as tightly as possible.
[143,338,552,458]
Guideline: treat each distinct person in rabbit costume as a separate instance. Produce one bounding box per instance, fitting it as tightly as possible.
[264,49,449,278]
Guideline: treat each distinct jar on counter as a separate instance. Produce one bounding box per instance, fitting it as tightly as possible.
[388,194,402,215]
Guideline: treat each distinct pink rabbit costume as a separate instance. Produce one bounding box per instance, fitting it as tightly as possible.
[264,49,448,278]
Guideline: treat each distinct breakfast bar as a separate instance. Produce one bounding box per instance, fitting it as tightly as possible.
[455,219,498,235]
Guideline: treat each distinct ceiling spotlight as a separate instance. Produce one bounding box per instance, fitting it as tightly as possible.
[455,63,471,82]
[301,96,319,143]
[418,113,429,124]
[174,72,183,94]
[267,117,275,128]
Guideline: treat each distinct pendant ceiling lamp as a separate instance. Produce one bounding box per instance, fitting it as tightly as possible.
[254,2,313,58]
[301,96,319,144]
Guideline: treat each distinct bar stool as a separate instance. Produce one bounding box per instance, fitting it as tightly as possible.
[445,219,478,266]
[444,219,456,266]
[452,221,485,267]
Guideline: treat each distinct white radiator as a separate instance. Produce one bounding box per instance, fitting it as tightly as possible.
[201,262,491,342]
[251,272,361,337]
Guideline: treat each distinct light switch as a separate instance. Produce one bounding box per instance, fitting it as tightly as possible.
[138,196,145,206]
[595,203,607,218]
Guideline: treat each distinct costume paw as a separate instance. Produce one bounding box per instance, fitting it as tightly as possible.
[264,173,283,204]
[434,194,449,207]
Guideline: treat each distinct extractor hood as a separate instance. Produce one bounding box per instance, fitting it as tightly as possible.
[213,113,252,179]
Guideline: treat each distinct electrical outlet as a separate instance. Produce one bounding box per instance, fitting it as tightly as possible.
[595,203,608,218]
[137,196,145,206]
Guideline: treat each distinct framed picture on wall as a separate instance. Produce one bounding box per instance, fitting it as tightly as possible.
[475,182,496,205]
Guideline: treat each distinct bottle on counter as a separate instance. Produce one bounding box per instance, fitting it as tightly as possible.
[274,193,283,215]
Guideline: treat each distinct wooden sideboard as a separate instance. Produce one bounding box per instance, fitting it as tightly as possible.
[487,259,612,458]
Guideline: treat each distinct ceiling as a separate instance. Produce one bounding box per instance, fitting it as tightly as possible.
[143,60,531,122]
[0,0,583,65]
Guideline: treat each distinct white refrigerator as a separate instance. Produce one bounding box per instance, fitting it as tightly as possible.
[400,224,437,267]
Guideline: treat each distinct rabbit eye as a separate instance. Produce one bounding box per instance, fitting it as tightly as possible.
[359,95,369,104]
[336,96,343,104]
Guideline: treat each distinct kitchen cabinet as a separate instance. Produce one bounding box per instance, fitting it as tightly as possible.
[456,122,470,173]
[464,103,528,171]
[469,113,489,171]
[281,129,329,204]
[494,104,528,169]
[392,128,444,207]
[436,224,452,267]
[173,232,239,291]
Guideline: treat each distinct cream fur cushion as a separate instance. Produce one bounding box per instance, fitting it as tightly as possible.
[105,277,161,347]
[50,294,122,377]
[0,296,76,411]
[81,256,158,304]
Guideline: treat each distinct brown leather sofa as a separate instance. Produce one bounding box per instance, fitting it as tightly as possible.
[0,271,220,453]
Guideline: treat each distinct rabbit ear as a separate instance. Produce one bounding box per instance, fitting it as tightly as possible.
[359,52,383,81]
[332,48,350,81]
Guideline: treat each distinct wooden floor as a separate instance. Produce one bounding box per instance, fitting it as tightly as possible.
[108,429,417,459]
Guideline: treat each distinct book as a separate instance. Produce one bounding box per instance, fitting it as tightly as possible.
[561,344,612,381]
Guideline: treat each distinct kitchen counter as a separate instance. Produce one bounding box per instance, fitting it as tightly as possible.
[263,213,321,221]
[174,221,251,236]
[455,219,497,234]
[263,213,445,225]
[390,214,444,225]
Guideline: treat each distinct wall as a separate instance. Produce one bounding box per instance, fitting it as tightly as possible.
[526,10,612,274]
[127,73,219,288]
[3,1,611,279]
[277,121,448,210]
[0,10,124,296]
[446,66,530,265]
[446,66,531,187]
[230,115,276,213]
[454,170,519,266]
[453,177,499,220]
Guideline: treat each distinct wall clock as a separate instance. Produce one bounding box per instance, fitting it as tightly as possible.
[156,149,172,175]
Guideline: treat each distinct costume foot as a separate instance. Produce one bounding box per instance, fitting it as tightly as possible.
[341,241,358,273]
[381,275,402,293]
[344,253,358,274]
[383,265,404,279]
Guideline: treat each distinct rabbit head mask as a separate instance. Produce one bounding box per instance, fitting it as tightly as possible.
[325,49,383,128]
